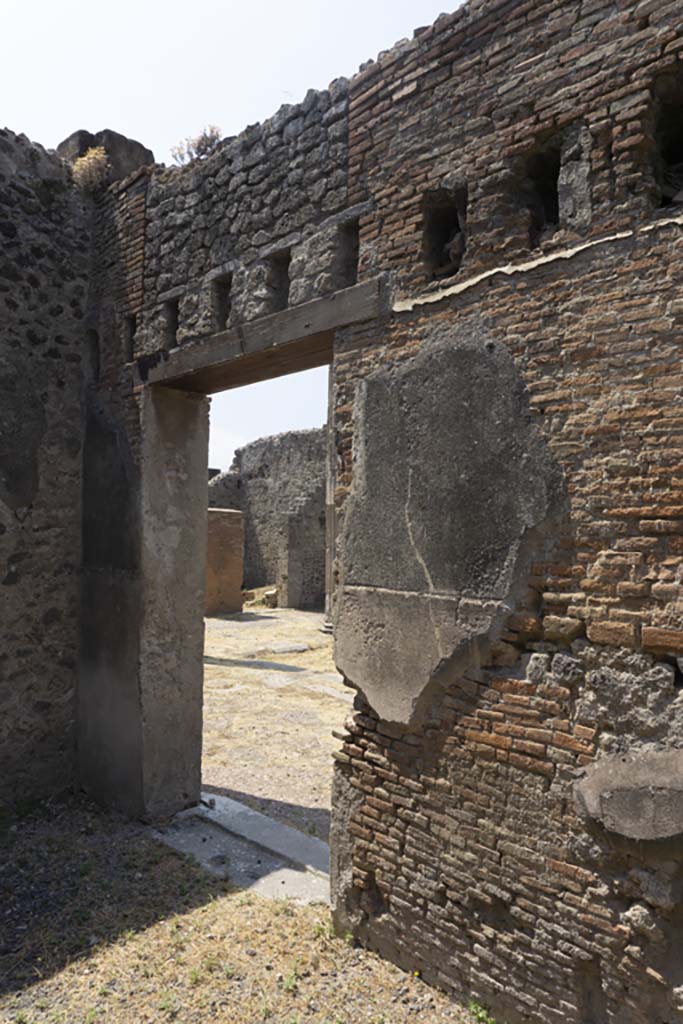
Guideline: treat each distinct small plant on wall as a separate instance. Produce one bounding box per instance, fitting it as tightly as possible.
[72,146,109,191]
[171,125,222,165]
[469,1000,497,1024]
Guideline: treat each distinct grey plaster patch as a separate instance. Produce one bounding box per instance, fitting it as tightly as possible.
[335,320,565,724]
[575,748,683,841]
[330,770,366,933]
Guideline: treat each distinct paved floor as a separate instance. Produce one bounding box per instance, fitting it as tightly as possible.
[202,608,351,842]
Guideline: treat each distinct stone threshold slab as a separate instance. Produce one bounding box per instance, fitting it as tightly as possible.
[189,792,331,877]
[153,814,330,904]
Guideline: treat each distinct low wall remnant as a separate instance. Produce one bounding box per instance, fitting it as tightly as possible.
[205,509,244,616]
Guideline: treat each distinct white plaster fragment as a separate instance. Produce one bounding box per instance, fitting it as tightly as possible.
[393,214,683,313]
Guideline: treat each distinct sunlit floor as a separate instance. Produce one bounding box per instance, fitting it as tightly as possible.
[202,608,353,841]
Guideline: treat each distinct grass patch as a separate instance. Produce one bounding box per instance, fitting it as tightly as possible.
[1,796,468,1023]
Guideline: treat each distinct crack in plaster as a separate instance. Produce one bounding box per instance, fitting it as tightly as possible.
[403,465,446,659]
[403,466,435,594]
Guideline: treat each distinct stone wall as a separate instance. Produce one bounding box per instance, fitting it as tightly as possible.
[4,0,683,1017]
[0,130,90,807]
[209,428,326,609]
[134,81,358,359]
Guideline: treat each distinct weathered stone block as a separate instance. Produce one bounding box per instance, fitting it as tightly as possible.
[57,128,154,182]
[543,615,585,643]
[575,749,683,840]
[642,626,683,655]
[586,619,638,648]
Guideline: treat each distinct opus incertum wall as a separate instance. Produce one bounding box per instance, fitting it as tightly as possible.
[2,1,683,1020]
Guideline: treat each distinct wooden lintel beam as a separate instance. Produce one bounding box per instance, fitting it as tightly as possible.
[147,278,380,394]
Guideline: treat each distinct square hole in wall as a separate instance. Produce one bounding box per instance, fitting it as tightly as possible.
[655,87,683,207]
[526,146,561,247]
[337,219,360,288]
[266,250,291,312]
[212,273,232,332]
[422,186,467,279]
[164,297,179,348]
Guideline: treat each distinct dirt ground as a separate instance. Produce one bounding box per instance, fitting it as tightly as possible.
[0,799,470,1024]
[202,608,351,841]
[0,610,476,1024]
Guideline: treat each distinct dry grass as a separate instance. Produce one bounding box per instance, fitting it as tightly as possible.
[71,146,109,191]
[0,797,469,1024]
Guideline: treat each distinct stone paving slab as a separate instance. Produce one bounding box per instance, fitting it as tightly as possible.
[196,792,330,875]
[152,797,330,904]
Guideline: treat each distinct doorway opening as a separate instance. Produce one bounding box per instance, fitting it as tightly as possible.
[201,364,349,845]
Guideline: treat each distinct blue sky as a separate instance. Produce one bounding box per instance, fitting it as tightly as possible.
[4,0,459,468]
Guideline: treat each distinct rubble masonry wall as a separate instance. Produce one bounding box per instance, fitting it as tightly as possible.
[5,0,683,1017]
[0,130,90,806]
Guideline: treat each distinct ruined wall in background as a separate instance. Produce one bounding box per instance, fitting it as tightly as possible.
[209,428,326,609]
[0,131,90,807]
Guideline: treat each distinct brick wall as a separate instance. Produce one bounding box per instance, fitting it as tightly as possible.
[331,224,683,1022]
[348,0,683,294]
[90,167,150,377]
[328,3,683,1020]
[205,509,244,615]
